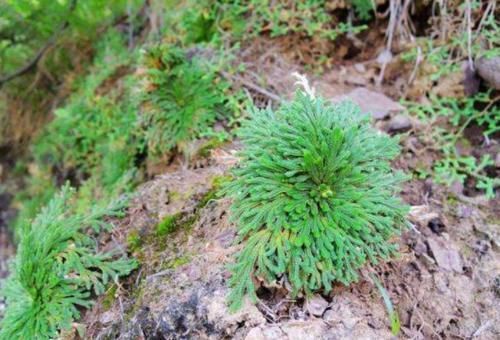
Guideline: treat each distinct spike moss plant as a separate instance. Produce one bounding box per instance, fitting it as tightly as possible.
[224,91,409,310]
[0,185,137,338]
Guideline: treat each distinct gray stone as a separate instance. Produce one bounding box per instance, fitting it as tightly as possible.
[245,327,265,340]
[206,293,266,335]
[476,56,500,90]
[332,87,405,120]
[306,295,329,317]
[427,237,463,273]
[281,320,328,340]
[245,326,284,340]
[387,113,412,132]
[323,305,360,330]
[354,63,366,73]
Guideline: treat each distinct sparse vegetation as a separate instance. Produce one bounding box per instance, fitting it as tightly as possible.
[407,93,499,198]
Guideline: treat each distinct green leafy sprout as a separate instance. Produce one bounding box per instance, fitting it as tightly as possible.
[224,91,409,310]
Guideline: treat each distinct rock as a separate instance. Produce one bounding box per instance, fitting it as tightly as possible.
[354,63,366,73]
[245,327,265,340]
[475,56,500,89]
[473,224,500,251]
[387,113,412,132]
[421,253,436,267]
[413,238,428,256]
[427,237,463,273]
[408,205,440,229]
[345,74,368,86]
[245,326,284,340]
[281,320,328,340]
[206,293,266,336]
[306,295,329,317]
[463,62,480,95]
[99,311,116,325]
[323,304,360,330]
[332,87,405,120]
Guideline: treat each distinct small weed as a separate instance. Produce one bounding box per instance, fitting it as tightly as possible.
[102,284,118,311]
[127,230,142,252]
[406,93,499,198]
[140,44,232,158]
[156,214,181,237]
[370,274,400,336]
[199,175,232,208]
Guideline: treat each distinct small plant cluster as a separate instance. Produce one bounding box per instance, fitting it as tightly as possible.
[140,44,231,157]
[401,0,499,82]
[408,93,499,198]
[178,0,371,44]
[12,31,139,235]
[224,91,408,310]
[0,185,137,339]
[33,31,137,177]
[399,0,499,198]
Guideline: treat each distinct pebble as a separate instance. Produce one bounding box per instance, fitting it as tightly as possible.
[427,237,463,273]
[387,113,412,132]
[306,295,329,317]
[476,56,500,90]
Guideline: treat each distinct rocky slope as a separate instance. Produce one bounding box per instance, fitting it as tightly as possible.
[81,106,500,339]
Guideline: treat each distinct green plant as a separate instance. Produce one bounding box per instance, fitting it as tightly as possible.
[140,44,231,157]
[350,0,374,20]
[407,93,499,198]
[224,91,408,310]
[401,0,499,82]
[33,30,138,174]
[156,214,180,236]
[370,273,400,336]
[199,1,368,41]
[0,184,137,339]
[126,230,142,252]
[10,31,141,234]
[11,164,57,237]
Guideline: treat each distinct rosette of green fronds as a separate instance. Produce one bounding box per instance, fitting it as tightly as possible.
[0,185,137,339]
[141,45,230,157]
[224,91,408,310]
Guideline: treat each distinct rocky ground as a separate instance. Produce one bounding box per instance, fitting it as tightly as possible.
[77,82,499,340]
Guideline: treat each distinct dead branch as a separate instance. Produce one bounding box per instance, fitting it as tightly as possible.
[220,71,283,103]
